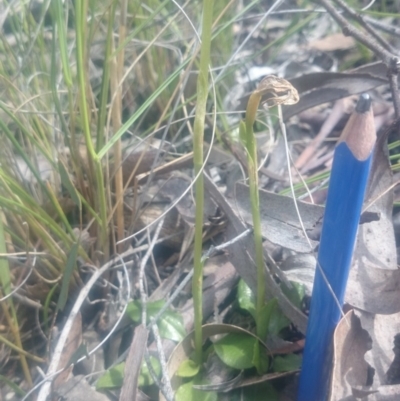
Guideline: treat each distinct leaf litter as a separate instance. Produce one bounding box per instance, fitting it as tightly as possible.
[3,1,400,401]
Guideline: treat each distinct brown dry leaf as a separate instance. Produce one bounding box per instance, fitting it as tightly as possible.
[345,123,400,314]
[330,310,373,401]
[282,72,387,121]
[53,375,110,401]
[233,182,323,253]
[310,33,356,52]
[333,311,400,400]
[357,311,400,387]
[371,384,400,400]
[120,148,162,187]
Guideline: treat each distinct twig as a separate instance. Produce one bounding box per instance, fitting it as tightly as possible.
[318,0,394,65]
[143,348,173,401]
[318,0,400,121]
[332,0,394,53]
[365,16,400,39]
[388,72,400,119]
[149,322,174,401]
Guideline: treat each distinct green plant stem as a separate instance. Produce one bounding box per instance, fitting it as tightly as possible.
[244,92,266,339]
[192,0,214,366]
[75,0,108,259]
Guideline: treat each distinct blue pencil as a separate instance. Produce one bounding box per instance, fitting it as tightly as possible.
[297,94,376,401]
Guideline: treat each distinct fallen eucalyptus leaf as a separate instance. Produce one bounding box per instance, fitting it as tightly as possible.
[330,310,372,401]
[346,122,400,314]
[126,300,185,342]
[233,182,322,253]
[357,311,400,387]
[282,72,387,120]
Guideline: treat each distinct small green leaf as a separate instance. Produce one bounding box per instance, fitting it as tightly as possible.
[237,279,256,320]
[139,356,161,387]
[177,359,200,377]
[272,354,302,372]
[268,299,290,336]
[126,301,141,322]
[281,281,305,309]
[126,300,185,342]
[158,311,186,342]
[96,362,125,389]
[126,300,166,323]
[260,298,290,337]
[176,380,217,401]
[147,300,167,315]
[214,333,256,370]
[96,357,161,390]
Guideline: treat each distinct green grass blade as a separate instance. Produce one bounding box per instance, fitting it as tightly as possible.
[57,240,80,311]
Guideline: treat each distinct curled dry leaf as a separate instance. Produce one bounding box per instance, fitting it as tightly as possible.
[332,310,400,400]
[357,311,400,387]
[330,310,373,401]
[255,75,299,108]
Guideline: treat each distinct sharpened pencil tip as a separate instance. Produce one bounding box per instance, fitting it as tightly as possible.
[356,93,371,113]
[339,93,376,160]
